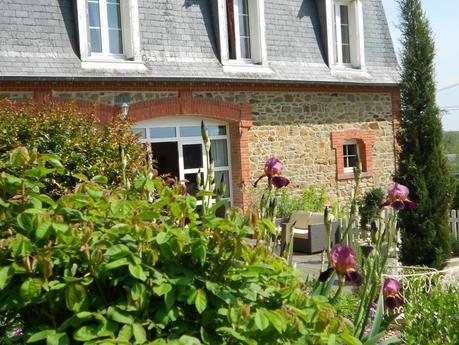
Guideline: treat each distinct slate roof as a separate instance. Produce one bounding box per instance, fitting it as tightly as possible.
[0,0,400,85]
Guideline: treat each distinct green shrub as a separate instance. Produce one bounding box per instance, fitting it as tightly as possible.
[275,186,328,218]
[0,100,145,196]
[0,148,350,344]
[402,284,459,344]
[358,188,385,230]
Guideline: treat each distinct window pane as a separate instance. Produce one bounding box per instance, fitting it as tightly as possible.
[88,1,101,27]
[215,170,230,198]
[211,139,228,167]
[240,37,251,59]
[152,142,179,178]
[239,12,250,36]
[340,5,349,25]
[131,128,146,139]
[208,125,227,136]
[180,126,201,137]
[348,155,358,168]
[109,29,123,54]
[342,44,351,63]
[346,144,357,156]
[184,172,203,196]
[90,28,102,53]
[183,144,203,169]
[150,127,176,139]
[107,2,122,29]
[238,0,249,15]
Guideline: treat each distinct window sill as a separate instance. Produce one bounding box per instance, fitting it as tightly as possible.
[81,59,146,71]
[337,171,372,180]
[223,63,273,74]
[330,66,371,79]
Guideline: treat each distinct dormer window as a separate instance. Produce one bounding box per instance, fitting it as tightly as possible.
[216,0,269,70]
[76,0,144,70]
[326,0,365,69]
[227,0,251,60]
[88,0,123,55]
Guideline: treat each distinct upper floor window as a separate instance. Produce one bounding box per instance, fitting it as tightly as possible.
[76,0,144,69]
[327,0,365,69]
[88,0,123,55]
[216,0,268,68]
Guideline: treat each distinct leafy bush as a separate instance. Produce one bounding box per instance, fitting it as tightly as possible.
[0,100,145,196]
[0,148,350,344]
[402,284,459,345]
[276,186,328,218]
[358,188,385,230]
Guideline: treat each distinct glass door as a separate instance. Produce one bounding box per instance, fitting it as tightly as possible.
[179,142,206,196]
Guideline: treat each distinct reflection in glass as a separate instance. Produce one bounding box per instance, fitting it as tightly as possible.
[131,128,146,139]
[88,0,102,53]
[183,144,203,169]
[340,5,351,64]
[211,139,228,167]
[184,172,203,196]
[208,125,227,136]
[180,126,201,137]
[150,127,176,139]
[107,0,123,54]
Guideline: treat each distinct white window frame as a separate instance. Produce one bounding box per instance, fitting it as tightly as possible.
[343,140,360,173]
[325,0,365,69]
[216,0,270,72]
[133,117,233,205]
[76,0,144,70]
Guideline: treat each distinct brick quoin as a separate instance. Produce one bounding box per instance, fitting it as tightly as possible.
[331,129,376,180]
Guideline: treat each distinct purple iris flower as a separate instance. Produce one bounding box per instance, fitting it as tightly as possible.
[383,278,405,310]
[380,183,417,211]
[319,244,363,286]
[254,157,290,189]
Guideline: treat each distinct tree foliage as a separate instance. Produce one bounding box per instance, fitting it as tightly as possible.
[395,0,454,268]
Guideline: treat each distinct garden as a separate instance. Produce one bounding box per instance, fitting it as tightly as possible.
[0,99,458,345]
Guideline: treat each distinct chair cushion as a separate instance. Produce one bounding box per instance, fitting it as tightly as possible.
[293,228,309,240]
[288,211,312,229]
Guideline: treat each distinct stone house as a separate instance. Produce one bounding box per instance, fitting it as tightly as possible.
[0,0,399,209]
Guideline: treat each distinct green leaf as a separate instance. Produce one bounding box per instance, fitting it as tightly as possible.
[217,327,256,345]
[254,309,269,331]
[10,234,34,257]
[107,306,134,324]
[105,244,131,260]
[129,263,147,281]
[72,173,88,182]
[156,232,171,245]
[369,289,384,339]
[176,335,202,345]
[73,325,99,341]
[195,289,207,314]
[265,310,286,334]
[328,334,337,345]
[17,213,34,232]
[91,175,108,184]
[52,222,70,233]
[104,257,130,270]
[341,333,363,345]
[27,330,56,343]
[117,324,133,342]
[153,283,172,297]
[132,323,147,344]
[378,336,401,345]
[65,284,88,312]
[35,221,52,241]
[362,332,385,345]
[46,332,70,345]
[20,278,42,300]
[0,266,14,290]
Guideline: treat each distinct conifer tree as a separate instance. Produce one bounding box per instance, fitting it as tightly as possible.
[395,0,453,268]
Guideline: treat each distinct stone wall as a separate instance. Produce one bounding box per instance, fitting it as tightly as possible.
[194,91,395,204]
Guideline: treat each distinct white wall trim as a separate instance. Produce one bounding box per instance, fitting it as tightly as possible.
[81,60,146,71]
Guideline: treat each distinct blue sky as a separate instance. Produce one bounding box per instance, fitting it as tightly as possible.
[381,0,459,131]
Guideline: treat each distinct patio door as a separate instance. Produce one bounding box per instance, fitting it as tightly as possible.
[133,116,232,203]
